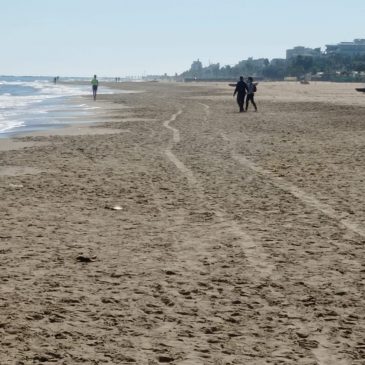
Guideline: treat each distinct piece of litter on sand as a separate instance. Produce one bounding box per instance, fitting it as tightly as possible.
[9,184,23,188]
[76,255,96,263]
[104,205,123,210]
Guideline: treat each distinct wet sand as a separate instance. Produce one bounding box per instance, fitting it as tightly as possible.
[0,81,364,364]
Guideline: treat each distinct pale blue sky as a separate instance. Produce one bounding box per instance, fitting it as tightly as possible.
[1,0,364,77]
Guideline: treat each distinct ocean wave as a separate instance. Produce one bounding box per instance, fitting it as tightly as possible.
[0,116,25,133]
[0,77,117,135]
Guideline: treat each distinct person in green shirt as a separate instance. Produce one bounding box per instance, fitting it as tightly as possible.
[91,75,99,100]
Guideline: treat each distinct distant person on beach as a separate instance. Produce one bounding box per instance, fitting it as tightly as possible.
[91,75,99,100]
[245,77,258,112]
[233,76,248,112]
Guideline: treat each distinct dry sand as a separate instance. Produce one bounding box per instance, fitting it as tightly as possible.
[0,81,364,364]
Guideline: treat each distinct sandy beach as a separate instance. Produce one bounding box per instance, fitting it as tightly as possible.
[0,81,364,364]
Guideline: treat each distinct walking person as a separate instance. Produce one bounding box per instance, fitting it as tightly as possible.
[233,76,248,112]
[91,75,99,101]
[245,77,258,112]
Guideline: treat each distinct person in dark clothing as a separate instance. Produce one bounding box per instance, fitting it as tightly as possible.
[233,76,248,112]
[246,76,258,112]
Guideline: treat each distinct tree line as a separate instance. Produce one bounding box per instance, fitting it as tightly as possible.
[181,54,365,81]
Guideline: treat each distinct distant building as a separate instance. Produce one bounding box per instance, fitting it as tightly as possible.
[270,58,286,66]
[236,57,269,73]
[286,46,322,59]
[252,58,269,68]
[190,59,203,74]
[326,39,365,56]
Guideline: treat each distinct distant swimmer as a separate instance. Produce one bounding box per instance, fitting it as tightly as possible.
[233,76,248,112]
[245,77,258,112]
[91,75,99,100]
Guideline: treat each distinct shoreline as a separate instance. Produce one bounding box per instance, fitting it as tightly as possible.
[0,81,137,147]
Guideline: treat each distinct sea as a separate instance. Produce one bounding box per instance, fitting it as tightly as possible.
[0,76,113,138]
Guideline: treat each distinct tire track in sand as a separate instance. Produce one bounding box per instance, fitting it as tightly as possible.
[163,109,198,185]
[220,131,365,242]
[163,108,275,278]
[198,103,352,365]
[161,107,278,362]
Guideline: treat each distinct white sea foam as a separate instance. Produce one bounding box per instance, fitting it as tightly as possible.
[0,116,25,133]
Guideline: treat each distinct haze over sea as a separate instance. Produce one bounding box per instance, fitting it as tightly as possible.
[0,76,110,137]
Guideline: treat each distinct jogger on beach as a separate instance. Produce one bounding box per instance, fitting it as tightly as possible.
[233,76,248,112]
[91,75,99,101]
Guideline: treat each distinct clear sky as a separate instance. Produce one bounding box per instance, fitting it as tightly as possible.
[1,0,364,77]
